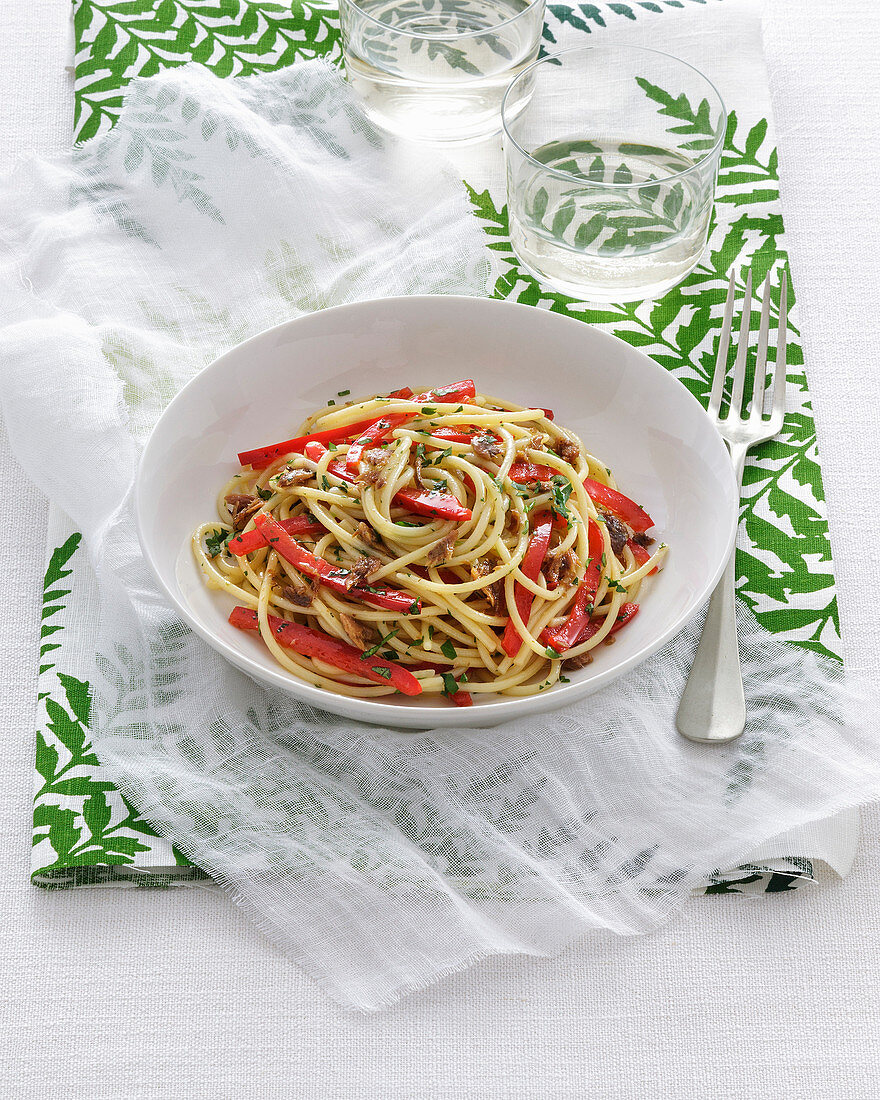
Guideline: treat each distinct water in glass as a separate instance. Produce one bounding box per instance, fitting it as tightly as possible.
[342,0,543,143]
[508,137,712,302]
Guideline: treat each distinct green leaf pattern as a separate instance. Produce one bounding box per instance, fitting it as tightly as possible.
[41,0,836,893]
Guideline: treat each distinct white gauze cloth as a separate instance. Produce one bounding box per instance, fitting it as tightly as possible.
[2,60,880,1011]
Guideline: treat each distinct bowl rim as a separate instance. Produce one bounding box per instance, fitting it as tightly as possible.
[135,294,737,728]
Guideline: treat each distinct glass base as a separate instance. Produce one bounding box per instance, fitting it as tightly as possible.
[510,240,705,304]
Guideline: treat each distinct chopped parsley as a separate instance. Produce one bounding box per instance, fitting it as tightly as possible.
[361,628,400,659]
[408,600,420,614]
[544,645,561,659]
[205,528,230,558]
[337,389,350,397]
[371,666,392,679]
[440,671,467,697]
[327,399,335,406]
[320,476,331,491]
[255,487,273,500]
[395,520,419,528]
[559,675,571,684]
[609,580,627,593]
[440,639,457,660]
[427,625,435,640]
[550,475,574,522]
[420,406,437,415]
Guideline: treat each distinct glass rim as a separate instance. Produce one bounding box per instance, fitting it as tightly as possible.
[501,44,728,188]
[339,0,545,42]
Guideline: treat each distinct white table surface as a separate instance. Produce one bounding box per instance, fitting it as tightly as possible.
[2,2,879,1097]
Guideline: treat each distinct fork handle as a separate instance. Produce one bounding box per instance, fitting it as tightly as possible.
[676,443,748,744]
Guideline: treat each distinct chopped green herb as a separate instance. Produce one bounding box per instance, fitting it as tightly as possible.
[327,441,338,451]
[320,476,331,491]
[441,672,459,697]
[371,666,392,679]
[427,625,435,640]
[601,552,607,567]
[544,645,561,659]
[338,389,350,397]
[420,406,437,416]
[609,580,627,593]
[559,676,571,684]
[205,528,230,558]
[395,520,419,528]
[327,399,335,406]
[408,600,420,614]
[550,475,573,521]
[361,628,400,659]
[255,487,272,500]
[440,640,457,660]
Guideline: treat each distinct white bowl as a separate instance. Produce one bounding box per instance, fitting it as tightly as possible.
[136,295,737,729]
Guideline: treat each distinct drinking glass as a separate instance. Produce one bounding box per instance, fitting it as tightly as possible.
[501,46,727,302]
[339,0,545,144]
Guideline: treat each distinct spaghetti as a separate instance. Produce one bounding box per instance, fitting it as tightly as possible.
[192,379,667,706]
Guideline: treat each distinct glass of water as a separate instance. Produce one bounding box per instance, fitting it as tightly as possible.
[502,46,726,302]
[339,0,545,144]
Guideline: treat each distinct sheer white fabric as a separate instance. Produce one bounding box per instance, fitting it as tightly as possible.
[1,60,879,1011]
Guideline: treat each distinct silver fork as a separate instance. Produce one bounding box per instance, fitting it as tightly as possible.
[676,266,788,744]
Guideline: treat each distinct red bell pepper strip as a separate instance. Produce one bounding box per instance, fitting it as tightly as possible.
[345,413,410,473]
[539,408,554,421]
[626,538,658,575]
[449,690,473,706]
[228,514,324,556]
[306,443,473,522]
[509,462,555,484]
[393,486,471,522]
[573,602,640,646]
[500,514,554,658]
[414,380,476,404]
[228,606,422,696]
[583,477,653,534]
[254,513,420,614]
[238,417,380,470]
[539,519,604,653]
[386,386,413,400]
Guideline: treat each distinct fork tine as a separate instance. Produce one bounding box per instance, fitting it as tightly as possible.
[727,267,753,418]
[749,269,773,421]
[708,268,736,418]
[770,271,789,427]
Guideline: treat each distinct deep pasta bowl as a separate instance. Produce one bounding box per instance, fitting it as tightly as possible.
[135,295,737,729]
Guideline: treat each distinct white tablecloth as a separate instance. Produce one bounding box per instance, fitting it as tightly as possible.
[1,1,879,1096]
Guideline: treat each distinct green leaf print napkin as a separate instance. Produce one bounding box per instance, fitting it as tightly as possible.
[52,0,858,894]
[2,0,872,1009]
